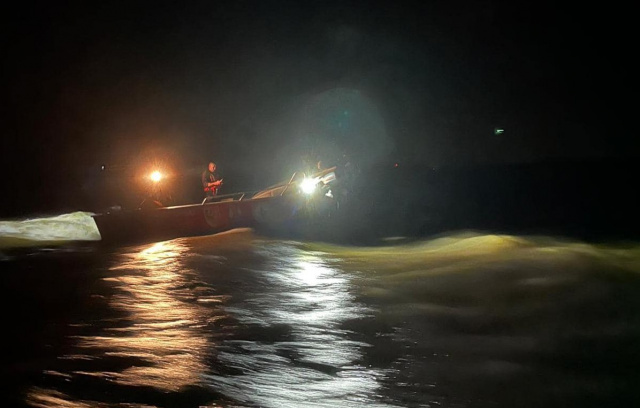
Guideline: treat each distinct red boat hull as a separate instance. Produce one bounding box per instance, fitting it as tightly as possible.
[93,195,299,244]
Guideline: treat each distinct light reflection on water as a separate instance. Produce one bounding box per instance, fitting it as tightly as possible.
[75,241,221,392]
[206,243,397,408]
[24,235,400,408]
[18,231,640,408]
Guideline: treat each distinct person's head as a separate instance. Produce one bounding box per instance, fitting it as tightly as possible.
[208,162,216,172]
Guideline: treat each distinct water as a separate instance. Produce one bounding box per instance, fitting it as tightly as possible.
[2,213,640,407]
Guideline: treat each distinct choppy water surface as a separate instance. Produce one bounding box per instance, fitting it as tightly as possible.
[2,216,640,407]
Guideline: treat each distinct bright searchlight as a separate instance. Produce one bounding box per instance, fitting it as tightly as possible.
[300,178,318,195]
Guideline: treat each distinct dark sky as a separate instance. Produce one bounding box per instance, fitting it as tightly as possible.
[2,1,635,215]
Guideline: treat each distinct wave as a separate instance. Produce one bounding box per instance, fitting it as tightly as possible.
[0,211,101,248]
[310,231,640,273]
[303,232,640,305]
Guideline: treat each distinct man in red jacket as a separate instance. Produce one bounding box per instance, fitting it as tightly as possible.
[201,162,223,198]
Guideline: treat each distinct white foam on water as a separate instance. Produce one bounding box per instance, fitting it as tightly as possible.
[0,211,101,248]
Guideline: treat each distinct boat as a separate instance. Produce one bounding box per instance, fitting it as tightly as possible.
[92,167,339,244]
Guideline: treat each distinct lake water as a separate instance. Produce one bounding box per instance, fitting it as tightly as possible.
[2,212,640,407]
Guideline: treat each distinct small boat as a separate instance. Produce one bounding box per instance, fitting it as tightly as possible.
[92,167,339,244]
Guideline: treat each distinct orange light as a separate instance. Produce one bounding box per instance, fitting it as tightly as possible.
[150,171,162,183]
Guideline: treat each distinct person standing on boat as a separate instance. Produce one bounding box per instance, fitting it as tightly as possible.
[202,161,223,198]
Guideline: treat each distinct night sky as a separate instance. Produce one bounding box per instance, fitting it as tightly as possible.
[2,1,635,216]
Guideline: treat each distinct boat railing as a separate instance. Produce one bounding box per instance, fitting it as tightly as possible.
[201,192,249,205]
[280,171,300,196]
